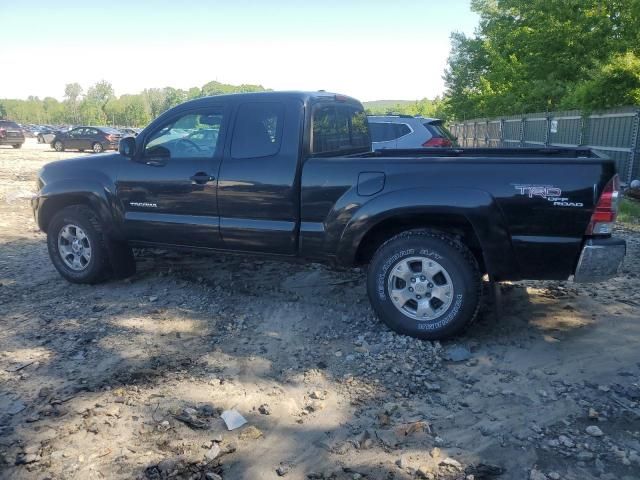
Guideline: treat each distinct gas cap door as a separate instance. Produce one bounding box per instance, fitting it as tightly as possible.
[357,171,386,196]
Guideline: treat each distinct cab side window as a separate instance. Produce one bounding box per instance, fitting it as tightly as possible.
[145,110,223,159]
[230,102,284,159]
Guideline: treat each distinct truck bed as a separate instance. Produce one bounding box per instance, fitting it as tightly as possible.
[301,147,616,280]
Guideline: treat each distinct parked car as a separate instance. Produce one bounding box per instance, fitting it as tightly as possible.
[368,115,456,149]
[51,126,123,153]
[32,91,626,340]
[0,120,26,148]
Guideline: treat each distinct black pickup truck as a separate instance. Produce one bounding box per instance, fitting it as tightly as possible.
[32,91,626,339]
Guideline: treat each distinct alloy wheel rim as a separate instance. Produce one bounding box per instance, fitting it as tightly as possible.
[387,256,454,321]
[57,224,92,271]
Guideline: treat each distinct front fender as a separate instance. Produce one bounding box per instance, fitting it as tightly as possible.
[33,178,119,237]
[336,187,517,279]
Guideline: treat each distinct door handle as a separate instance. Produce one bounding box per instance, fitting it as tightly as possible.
[190,172,214,184]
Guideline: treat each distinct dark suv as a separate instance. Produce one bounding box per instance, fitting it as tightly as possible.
[0,120,26,149]
[51,126,123,153]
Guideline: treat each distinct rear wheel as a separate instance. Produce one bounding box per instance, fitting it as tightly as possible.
[12,144,22,149]
[92,142,103,153]
[53,140,64,152]
[367,230,481,340]
[47,206,110,284]
[37,134,44,143]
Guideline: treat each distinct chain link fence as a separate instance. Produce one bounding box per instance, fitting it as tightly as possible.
[449,106,640,184]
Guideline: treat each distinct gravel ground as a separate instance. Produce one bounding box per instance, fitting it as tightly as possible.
[1,140,639,480]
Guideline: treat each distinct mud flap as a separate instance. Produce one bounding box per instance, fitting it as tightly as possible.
[104,237,136,279]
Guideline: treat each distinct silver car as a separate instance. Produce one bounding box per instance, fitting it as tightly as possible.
[368,115,456,150]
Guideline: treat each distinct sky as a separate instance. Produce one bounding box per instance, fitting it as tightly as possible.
[0,0,478,102]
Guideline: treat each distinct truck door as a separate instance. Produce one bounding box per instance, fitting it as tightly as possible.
[217,100,303,254]
[116,106,227,248]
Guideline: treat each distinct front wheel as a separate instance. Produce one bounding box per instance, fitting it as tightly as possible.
[53,140,64,152]
[47,206,110,284]
[92,142,103,153]
[367,230,481,340]
[12,144,22,149]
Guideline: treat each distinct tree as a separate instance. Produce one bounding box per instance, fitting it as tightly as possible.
[0,79,270,125]
[85,80,115,124]
[444,0,640,119]
[566,52,640,111]
[64,83,83,123]
[142,88,167,119]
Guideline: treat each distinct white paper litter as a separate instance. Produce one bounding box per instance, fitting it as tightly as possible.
[220,409,247,430]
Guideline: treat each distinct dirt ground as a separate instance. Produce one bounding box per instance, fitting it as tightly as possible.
[1,140,639,480]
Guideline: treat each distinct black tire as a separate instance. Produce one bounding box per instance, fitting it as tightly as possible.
[47,205,110,284]
[37,134,44,143]
[92,142,103,153]
[367,230,481,340]
[12,144,22,149]
[53,140,64,152]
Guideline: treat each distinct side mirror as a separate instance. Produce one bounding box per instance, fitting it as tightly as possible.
[119,136,136,158]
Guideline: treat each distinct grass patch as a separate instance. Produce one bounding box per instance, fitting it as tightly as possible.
[619,197,640,224]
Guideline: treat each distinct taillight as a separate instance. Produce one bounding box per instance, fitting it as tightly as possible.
[586,174,620,235]
[423,137,452,147]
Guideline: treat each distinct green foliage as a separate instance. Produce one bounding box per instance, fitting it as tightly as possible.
[445,0,640,119]
[564,53,640,111]
[619,198,640,224]
[0,80,267,127]
[365,97,449,120]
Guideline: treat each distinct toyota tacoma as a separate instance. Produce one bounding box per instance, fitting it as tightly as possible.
[32,91,626,339]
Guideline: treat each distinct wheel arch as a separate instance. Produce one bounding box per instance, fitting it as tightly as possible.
[355,213,485,273]
[36,182,116,236]
[337,187,517,280]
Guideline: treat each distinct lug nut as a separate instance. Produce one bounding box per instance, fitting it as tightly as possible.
[428,283,433,288]
[411,278,416,283]
[426,293,431,298]
[408,287,414,292]
[416,295,422,299]
[420,276,426,281]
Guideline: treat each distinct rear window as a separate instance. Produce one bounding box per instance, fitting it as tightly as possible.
[312,104,370,155]
[0,121,20,129]
[424,122,454,140]
[99,127,122,134]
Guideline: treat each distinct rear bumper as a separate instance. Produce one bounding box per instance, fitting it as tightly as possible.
[573,237,626,283]
[0,137,25,145]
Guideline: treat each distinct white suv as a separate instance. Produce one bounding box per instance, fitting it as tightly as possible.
[368,115,456,150]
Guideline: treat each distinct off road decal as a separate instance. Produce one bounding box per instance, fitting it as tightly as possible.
[514,184,583,208]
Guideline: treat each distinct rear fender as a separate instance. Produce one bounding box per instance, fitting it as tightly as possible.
[337,187,517,279]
